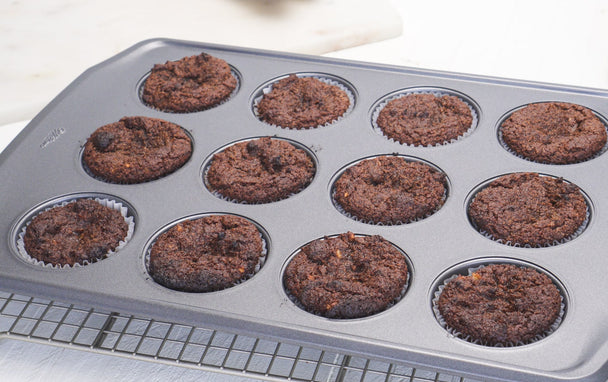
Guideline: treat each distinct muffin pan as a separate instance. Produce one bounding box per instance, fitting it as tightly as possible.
[2,38,608,381]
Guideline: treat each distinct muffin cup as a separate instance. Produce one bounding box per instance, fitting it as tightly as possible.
[201,136,318,204]
[15,195,135,269]
[282,233,412,319]
[466,174,591,248]
[143,213,268,292]
[138,67,241,113]
[330,154,449,225]
[496,103,608,165]
[431,260,566,347]
[252,73,356,130]
[371,87,479,147]
[80,122,195,185]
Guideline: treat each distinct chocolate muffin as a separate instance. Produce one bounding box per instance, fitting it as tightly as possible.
[436,263,562,346]
[283,232,408,319]
[468,172,587,247]
[256,74,351,129]
[206,137,315,203]
[376,93,474,146]
[501,102,607,164]
[83,116,192,184]
[142,52,237,113]
[148,215,264,292]
[23,199,129,267]
[333,156,447,224]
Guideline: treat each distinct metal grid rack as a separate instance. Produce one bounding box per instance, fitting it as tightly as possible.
[0,290,484,382]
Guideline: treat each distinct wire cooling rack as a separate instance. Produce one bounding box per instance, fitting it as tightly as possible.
[0,290,483,382]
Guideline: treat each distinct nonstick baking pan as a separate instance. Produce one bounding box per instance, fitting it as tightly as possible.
[2,38,608,382]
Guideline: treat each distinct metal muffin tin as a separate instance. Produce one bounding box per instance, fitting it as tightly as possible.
[2,38,608,381]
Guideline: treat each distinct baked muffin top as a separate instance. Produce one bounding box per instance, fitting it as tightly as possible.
[376,93,473,146]
[142,52,237,113]
[437,263,562,346]
[283,232,408,319]
[83,116,192,184]
[206,137,315,203]
[256,74,350,129]
[501,102,607,164]
[468,172,587,246]
[333,156,447,224]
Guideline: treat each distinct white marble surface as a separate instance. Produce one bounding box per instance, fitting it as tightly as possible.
[1,0,401,125]
[2,0,608,381]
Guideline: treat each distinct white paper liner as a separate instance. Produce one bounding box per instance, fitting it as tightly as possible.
[371,89,479,147]
[252,73,355,130]
[202,137,316,205]
[139,68,241,113]
[283,237,411,319]
[16,197,135,269]
[431,263,566,347]
[497,110,608,164]
[469,191,591,248]
[144,215,268,292]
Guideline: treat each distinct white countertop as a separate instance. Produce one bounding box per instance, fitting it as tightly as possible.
[2,0,608,381]
[328,0,608,90]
